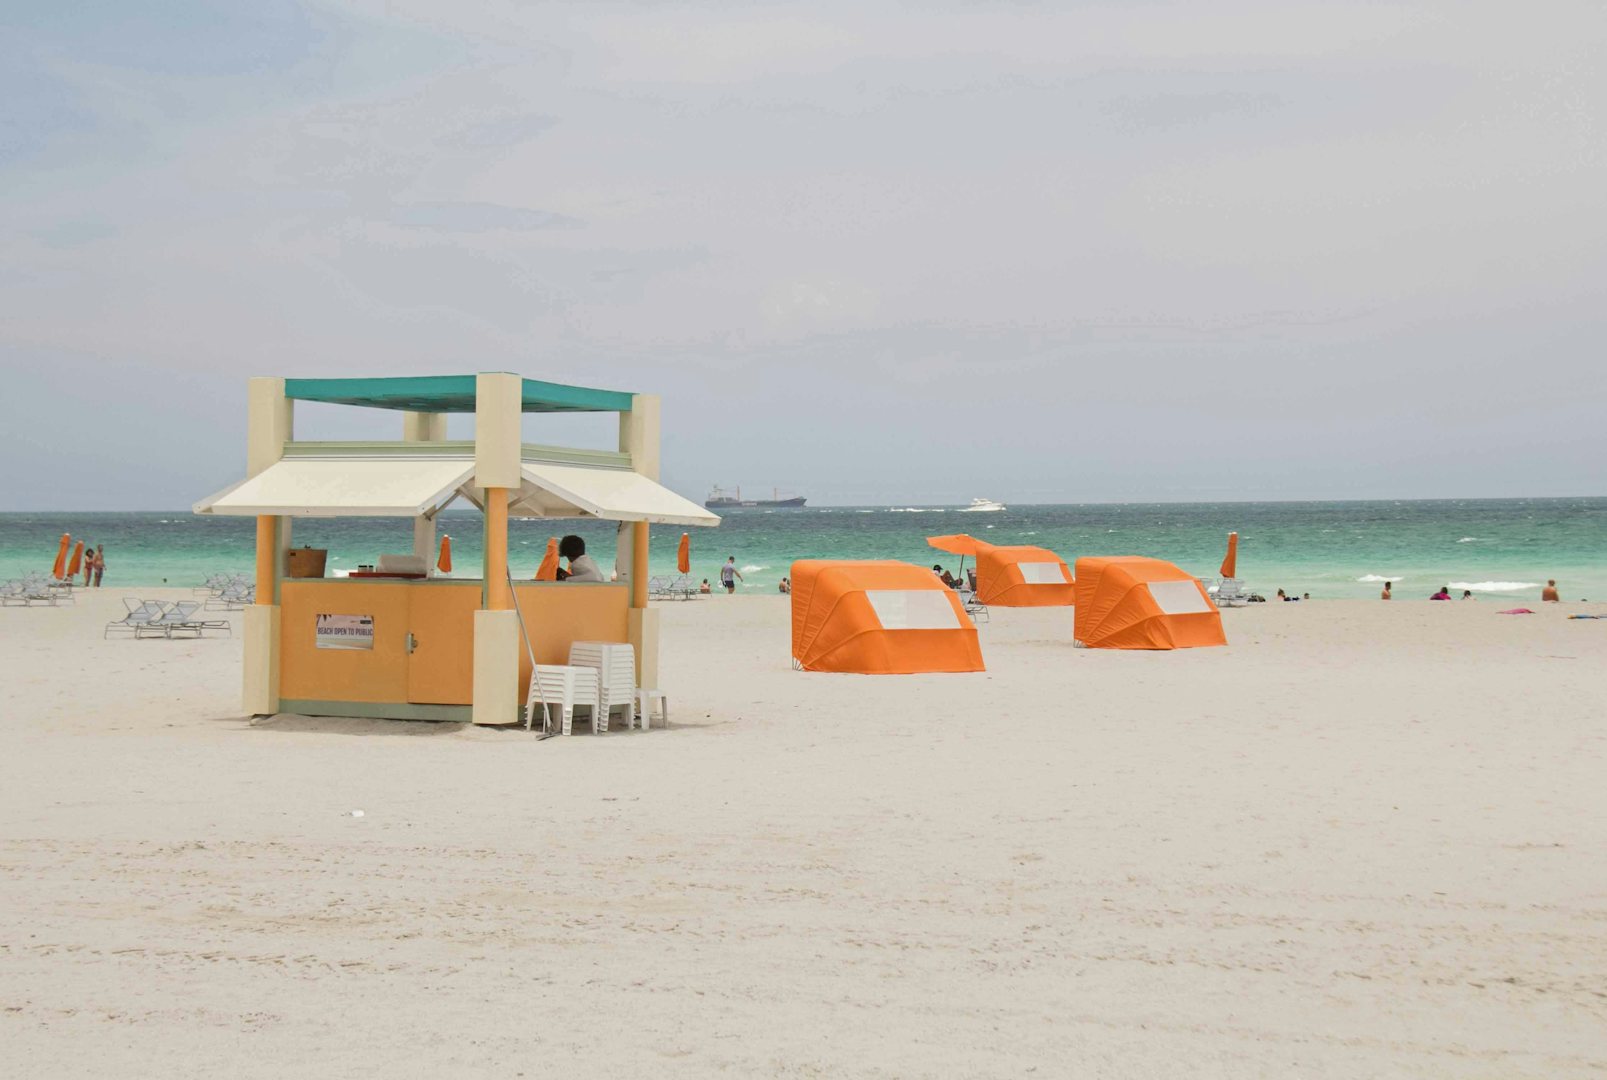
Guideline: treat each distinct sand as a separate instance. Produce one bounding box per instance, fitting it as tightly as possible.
[3,589,1605,1078]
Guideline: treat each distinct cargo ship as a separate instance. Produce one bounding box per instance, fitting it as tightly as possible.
[705,485,807,509]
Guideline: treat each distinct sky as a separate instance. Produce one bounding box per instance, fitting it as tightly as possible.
[2,0,1605,509]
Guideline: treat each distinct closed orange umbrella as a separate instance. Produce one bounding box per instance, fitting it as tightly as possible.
[65,541,85,578]
[677,533,690,575]
[535,537,560,581]
[1219,532,1238,579]
[437,534,453,573]
[51,533,70,579]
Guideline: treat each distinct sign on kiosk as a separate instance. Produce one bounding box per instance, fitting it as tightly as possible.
[315,613,375,650]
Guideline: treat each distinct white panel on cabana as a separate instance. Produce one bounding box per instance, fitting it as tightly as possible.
[1017,561,1070,584]
[865,590,964,630]
[1146,579,1211,615]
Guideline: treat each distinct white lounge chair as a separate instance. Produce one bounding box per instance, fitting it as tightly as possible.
[107,598,168,637]
[526,664,600,735]
[16,575,59,607]
[135,600,231,639]
[1210,578,1249,608]
[568,641,640,731]
[204,582,255,610]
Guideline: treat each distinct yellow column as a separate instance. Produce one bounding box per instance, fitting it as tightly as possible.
[255,516,277,603]
[631,522,649,609]
[471,373,522,725]
[243,381,290,717]
[484,487,510,610]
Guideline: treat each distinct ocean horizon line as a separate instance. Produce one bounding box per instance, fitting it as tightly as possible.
[3,493,1606,515]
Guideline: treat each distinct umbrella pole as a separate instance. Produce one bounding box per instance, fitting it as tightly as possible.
[507,568,554,739]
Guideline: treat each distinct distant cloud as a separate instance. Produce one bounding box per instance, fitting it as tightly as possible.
[28,220,117,247]
[1102,91,1281,132]
[388,202,582,232]
[435,113,557,148]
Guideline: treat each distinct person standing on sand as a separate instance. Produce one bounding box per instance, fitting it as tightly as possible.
[1381,581,1392,600]
[82,541,95,586]
[92,544,105,587]
[1542,579,1560,602]
[720,557,742,594]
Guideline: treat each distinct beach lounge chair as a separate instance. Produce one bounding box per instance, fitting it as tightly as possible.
[568,641,640,731]
[205,582,255,610]
[136,600,202,638]
[526,664,600,735]
[0,580,31,607]
[960,570,989,623]
[1210,578,1250,608]
[106,598,169,637]
[134,600,231,639]
[17,575,59,607]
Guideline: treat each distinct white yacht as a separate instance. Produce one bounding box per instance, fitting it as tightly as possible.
[960,498,1006,513]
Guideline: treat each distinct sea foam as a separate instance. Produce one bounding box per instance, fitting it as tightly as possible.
[1356,574,1403,583]
[1449,580,1540,593]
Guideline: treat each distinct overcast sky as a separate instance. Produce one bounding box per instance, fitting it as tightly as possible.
[3,0,1604,509]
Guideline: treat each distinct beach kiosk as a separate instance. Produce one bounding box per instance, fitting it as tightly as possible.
[195,374,718,724]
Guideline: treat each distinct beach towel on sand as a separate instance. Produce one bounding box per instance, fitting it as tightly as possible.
[1498,608,1535,615]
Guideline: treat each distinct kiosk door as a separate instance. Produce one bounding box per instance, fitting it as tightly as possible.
[405,585,478,705]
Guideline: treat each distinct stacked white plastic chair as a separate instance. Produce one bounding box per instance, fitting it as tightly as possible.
[527,664,601,735]
[568,641,641,732]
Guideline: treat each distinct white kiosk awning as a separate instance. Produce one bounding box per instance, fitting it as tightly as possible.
[195,455,719,527]
[514,461,719,527]
[194,458,475,517]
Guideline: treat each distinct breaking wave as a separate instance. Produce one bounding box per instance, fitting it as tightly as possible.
[1449,580,1540,593]
[1356,574,1403,583]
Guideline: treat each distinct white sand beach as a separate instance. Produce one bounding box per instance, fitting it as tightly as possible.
[3,592,1605,1078]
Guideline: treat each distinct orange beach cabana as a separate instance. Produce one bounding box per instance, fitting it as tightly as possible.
[1073,556,1227,650]
[195,373,718,724]
[973,543,1075,606]
[929,534,1075,607]
[791,560,984,674]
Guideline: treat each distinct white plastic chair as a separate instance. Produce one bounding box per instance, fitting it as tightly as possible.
[635,688,668,729]
[568,642,639,731]
[527,664,601,735]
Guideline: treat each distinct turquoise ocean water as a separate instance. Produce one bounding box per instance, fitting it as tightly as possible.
[2,499,1602,601]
